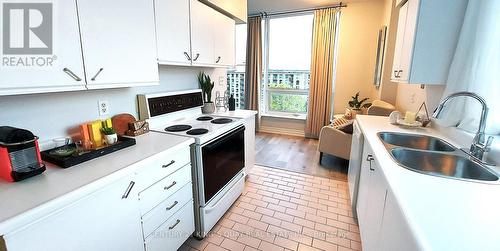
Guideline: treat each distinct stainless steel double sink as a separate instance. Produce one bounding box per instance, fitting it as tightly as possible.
[378,132,499,183]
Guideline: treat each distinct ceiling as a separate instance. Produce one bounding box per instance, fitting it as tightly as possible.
[248,0,370,15]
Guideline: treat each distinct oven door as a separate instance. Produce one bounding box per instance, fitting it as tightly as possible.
[201,125,245,205]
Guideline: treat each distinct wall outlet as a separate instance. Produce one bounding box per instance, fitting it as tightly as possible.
[98,100,109,116]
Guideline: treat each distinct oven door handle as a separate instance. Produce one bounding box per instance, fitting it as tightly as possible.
[205,171,245,213]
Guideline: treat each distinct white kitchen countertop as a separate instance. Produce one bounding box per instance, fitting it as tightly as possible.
[0,132,194,234]
[356,115,500,251]
[214,109,257,119]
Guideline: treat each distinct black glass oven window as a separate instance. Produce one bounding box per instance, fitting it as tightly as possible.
[148,92,203,117]
[202,126,245,204]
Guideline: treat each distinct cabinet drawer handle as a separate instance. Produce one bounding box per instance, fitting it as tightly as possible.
[394,70,398,77]
[168,219,181,230]
[162,160,175,168]
[63,68,82,81]
[166,201,179,210]
[164,181,177,190]
[216,56,221,63]
[122,181,135,199]
[193,53,200,61]
[184,52,192,61]
[91,68,104,81]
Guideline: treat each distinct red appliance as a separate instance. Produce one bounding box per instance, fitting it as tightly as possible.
[0,126,46,182]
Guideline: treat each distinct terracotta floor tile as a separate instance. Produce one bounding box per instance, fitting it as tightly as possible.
[180,166,361,251]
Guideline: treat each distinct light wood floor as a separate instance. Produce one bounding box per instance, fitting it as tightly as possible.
[255,132,348,180]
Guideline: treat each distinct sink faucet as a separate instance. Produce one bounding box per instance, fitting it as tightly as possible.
[433,91,494,161]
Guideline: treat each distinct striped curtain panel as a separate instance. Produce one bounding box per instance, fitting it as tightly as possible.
[305,8,340,138]
[245,16,263,130]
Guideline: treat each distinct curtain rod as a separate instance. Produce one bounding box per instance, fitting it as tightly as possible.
[248,2,346,18]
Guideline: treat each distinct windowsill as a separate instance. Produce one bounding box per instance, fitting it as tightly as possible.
[261,112,307,121]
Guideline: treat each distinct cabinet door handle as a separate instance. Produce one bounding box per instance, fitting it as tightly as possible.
[122,181,135,199]
[184,52,192,61]
[394,70,398,78]
[366,155,374,161]
[193,53,200,61]
[166,201,179,211]
[164,181,177,190]
[162,160,175,168]
[366,155,375,171]
[168,219,181,230]
[63,68,82,81]
[91,68,104,81]
[216,56,221,63]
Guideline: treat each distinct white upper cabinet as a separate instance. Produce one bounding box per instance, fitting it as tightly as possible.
[77,0,159,89]
[391,0,468,85]
[214,13,236,67]
[155,0,192,66]
[190,0,216,66]
[0,0,86,96]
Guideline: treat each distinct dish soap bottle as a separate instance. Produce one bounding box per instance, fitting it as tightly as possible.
[229,94,236,111]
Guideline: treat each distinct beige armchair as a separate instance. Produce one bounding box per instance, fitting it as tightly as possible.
[318,100,395,163]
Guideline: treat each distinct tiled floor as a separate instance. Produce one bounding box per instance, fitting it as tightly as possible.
[180,166,361,251]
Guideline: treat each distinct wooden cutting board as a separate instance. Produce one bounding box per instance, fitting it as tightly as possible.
[112,113,136,135]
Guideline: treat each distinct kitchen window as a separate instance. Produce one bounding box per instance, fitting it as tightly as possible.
[262,14,313,119]
[227,14,313,119]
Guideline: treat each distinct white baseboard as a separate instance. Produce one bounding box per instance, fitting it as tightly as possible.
[258,126,305,137]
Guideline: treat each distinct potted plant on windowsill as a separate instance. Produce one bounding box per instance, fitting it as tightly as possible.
[101,127,118,145]
[198,72,215,114]
[347,92,371,118]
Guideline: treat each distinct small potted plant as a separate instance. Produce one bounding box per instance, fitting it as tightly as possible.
[198,72,215,114]
[101,127,118,145]
[348,92,372,118]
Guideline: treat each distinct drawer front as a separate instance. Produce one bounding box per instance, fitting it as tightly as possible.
[135,146,191,192]
[145,201,195,251]
[142,182,194,238]
[138,164,192,214]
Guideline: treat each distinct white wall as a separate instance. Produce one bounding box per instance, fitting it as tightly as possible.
[395,83,445,113]
[0,66,227,144]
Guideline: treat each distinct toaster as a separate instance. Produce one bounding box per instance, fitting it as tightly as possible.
[0,126,46,182]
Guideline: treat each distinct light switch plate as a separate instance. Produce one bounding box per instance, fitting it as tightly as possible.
[98,100,109,116]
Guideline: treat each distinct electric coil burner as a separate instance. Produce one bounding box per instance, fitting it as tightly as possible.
[211,118,233,124]
[165,124,192,132]
[186,128,209,135]
[197,116,214,121]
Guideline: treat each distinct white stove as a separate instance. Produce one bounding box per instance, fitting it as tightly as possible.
[138,89,246,239]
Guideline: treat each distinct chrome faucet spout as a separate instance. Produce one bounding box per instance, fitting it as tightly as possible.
[433,91,492,160]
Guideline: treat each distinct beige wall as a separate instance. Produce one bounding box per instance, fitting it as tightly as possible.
[333,0,388,114]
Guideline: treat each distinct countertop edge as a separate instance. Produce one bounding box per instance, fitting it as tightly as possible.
[0,136,195,235]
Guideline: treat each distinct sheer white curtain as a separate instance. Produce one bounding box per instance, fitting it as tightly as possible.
[437,0,500,135]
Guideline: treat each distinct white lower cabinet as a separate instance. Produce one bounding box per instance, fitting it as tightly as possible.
[356,142,388,251]
[2,146,194,251]
[378,190,419,251]
[356,140,418,250]
[3,174,144,251]
[243,115,256,173]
